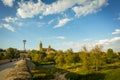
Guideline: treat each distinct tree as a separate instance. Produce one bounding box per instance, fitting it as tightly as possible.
[65,49,75,64]
[107,48,115,59]
[91,45,103,71]
[6,48,20,59]
[33,53,40,62]
[106,48,118,63]
[79,46,91,72]
[55,54,65,67]
[0,52,4,60]
[46,53,56,62]
[6,48,15,59]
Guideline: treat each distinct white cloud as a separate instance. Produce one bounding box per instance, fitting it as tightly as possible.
[17,0,45,18]
[60,37,120,52]
[62,41,81,51]
[2,0,15,7]
[112,29,120,34]
[96,37,120,45]
[62,41,93,51]
[17,0,108,18]
[43,0,78,15]
[0,24,15,32]
[72,0,108,17]
[83,38,92,42]
[54,18,72,28]
[48,19,55,24]
[57,36,66,40]
[96,37,120,51]
[3,17,17,23]
[17,22,23,26]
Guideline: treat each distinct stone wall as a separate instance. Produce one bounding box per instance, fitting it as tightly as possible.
[6,59,34,80]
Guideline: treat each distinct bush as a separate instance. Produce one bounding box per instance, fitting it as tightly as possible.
[33,73,54,80]
[65,72,81,80]
[65,72,105,80]
[106,69,120,80]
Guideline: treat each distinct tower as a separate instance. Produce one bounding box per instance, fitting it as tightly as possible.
[23,40,26,51]
[39,41,43,51]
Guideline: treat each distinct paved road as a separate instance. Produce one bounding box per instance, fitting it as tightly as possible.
[0,61,17,80]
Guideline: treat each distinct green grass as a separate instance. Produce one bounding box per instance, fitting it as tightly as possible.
[32,67,54,80]
[105,68,120,80]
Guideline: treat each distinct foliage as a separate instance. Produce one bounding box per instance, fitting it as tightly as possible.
[91,45,103,71]
[45,53,56,62]
[79,46,93,73]
[105,68,120,80]
[6,48,20,59]
[32,68,54,80]
[55,53,65,67]
[65,72,105,80]
[65,72,81,80]
[28,50,46,62]
[0,52,4,60]
[106,48,118,63]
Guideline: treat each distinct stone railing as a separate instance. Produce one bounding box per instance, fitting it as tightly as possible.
[6,59,35,80]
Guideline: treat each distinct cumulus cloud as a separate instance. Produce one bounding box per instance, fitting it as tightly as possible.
[0,24,15,32]
[17,0,108,18]
[3,17,17,23]
[62,41,81,51]
[57,36,66,40]
[43,0,78,15]
[62,41,93,51]
[112,29,120,34]
[17,0,45,18]
[96,37,120,51]
[54,18,72,28]
[72,0,108,17]
[96,37,120,45]
[2,0,15,7]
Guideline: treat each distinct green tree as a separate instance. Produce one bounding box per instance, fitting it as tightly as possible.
[79,46,91,72]
[55,50,65,67]
[106,48,118,63]
[65,49,75,64]
[107,48,115,58]
[91,45,103,71]
[0,52,4,60]
[46,53,56,62]
[6,48,15,59]
[33,53,40,62]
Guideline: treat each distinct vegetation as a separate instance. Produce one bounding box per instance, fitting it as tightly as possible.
[0,48,20,60]
[1,45,120,80]
[27,45,120,80]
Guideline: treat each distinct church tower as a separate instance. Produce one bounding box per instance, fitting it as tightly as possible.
[39,41,43,51]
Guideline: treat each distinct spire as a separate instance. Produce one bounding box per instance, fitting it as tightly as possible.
[48,45,51,49]
[39,41,43,51]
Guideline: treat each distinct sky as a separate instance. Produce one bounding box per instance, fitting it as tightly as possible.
[0,0,120,52]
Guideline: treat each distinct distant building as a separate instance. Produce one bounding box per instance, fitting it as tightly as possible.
[39,41,56,54]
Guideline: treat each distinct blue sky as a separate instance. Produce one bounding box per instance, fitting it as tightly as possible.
[0,0,120,52]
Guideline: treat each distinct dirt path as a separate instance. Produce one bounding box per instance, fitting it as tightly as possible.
[0,61,17,80]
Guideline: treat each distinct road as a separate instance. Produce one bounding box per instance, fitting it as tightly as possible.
[0,61,17,80]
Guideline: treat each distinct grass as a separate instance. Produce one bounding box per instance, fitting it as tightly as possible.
[32,67,54,80]
[31,60,120,80]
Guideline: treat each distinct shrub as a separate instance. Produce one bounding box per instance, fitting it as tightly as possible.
[33,73,54,80]
[65,72,81,80]
[106,69,120,80]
